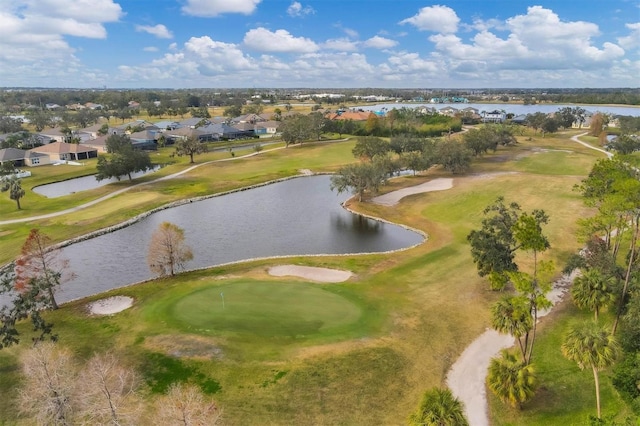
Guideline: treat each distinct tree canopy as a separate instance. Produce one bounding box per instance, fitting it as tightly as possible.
[96,134,152,181]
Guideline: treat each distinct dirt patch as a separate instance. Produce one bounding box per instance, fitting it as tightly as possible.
[87,296,134,315]
[144,334,225,360]
[268,265,353,283]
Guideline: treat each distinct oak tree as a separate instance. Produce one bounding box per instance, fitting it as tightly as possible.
[175,136,208,163]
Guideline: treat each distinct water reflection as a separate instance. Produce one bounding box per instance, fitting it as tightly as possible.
[44,175,423,304]
[33,166,161,198]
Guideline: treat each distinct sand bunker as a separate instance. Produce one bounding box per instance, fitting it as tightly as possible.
[268,265,353,283]
[371,178,454,206]
[87,296,134,315]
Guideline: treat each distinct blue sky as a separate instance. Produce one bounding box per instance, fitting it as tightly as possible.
[1,0,639,88]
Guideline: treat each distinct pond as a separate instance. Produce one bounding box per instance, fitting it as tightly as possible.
[32,175,423,304]
[358,103,640,117]
[32,166,161,198]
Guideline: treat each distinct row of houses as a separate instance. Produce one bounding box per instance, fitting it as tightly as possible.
[0,113,286,167]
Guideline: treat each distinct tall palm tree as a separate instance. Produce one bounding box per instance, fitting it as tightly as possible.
[491,296,533,363]
[571,269,616,321]
[487,350,537,409]
[408,388,468,426]
[561,321,619,419]
[1,175,25,209]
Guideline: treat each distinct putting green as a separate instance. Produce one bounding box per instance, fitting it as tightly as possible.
[169,281,363,338]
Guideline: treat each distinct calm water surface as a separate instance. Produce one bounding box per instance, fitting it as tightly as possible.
[358,103,640,117]
[33,166,161,198]
[47,175,422,303]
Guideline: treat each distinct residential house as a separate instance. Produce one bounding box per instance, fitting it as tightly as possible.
[438,106,459,117]
[163,127,208,143]
[179,117,208,128]
[0,148,50,167]
[78,123,107,140]
[461,107,480,115]
[153,120,180,131]
[38,127,67,143]
[29,142,97,162]
[326,110,372,121]
[481,110,506,123]
[81,135,109,153]
[128,130,159,150]
[234,113,265,124]
[199,123,253,140]
[255,120,280,136]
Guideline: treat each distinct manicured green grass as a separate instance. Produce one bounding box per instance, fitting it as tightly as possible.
[152,281,363,339]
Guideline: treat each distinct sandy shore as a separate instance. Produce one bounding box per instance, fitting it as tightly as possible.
[268,265,353,282]
[87,296,134,315]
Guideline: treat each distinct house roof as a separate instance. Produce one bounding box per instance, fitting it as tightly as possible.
[29,142,97,155]
[327,111,372,121]
[234,113,265,123]
[81,135,109,148]
[255,120,280,129]
[39,127,66,137]
[164,127,205,138]
[79,123,106,134]
[200,123,251,135]
[128,130,158,141]
[115,120,158,131]
[0,148,27,162]
[179,117,208,128]
[232,122,256,131]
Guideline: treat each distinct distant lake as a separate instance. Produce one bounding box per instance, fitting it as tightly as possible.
[33,166,161,198]
[357,103,640,117]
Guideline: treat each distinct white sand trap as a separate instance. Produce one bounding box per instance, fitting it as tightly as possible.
[268,265,353,283]
[88,296,134,315]
[372,178,454,206]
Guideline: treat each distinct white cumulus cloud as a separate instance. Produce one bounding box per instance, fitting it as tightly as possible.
[287,1,314,17]
[322,38,359,51]
[363,36,398,49]
[400,5,460,34]
[136,24,173,39]
[617,22,640,51]
[243,27,318,53]
[0,0,122,86]
[182,0,261,17]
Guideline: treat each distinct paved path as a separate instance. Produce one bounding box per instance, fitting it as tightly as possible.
[445,132,603,425]
[571,132,613,158]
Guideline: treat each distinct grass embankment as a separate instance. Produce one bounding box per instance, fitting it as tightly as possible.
[0,139,354,266]
[0,130,633,424]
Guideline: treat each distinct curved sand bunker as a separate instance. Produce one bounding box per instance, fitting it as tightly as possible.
[371,178,454,206]
[87,296,134,315]
[268,265,353,283]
